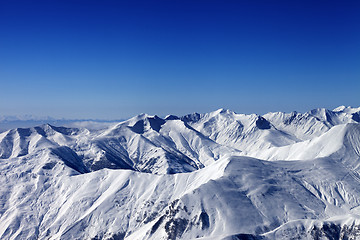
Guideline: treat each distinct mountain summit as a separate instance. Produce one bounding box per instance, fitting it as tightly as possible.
[0,106,360,239]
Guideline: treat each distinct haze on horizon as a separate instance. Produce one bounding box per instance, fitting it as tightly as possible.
[1,0,359,120]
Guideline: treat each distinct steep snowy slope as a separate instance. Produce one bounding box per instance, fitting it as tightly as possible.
[182,109,298,154]
[263,106,360,141]
[1,106,360,240]
[245,123,360,163]
[2,107,358,175]
[0,115,239,174]
[82,114,240,173]
[2,153,360,239]
[0,125,86,164]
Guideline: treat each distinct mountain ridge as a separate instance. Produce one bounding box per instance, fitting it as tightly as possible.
[1,106,360,239]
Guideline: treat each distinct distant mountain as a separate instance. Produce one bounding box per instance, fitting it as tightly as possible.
[0,106,360,239]
[0,116,121,133]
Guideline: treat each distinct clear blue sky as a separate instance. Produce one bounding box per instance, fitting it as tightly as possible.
[1,0,359,119]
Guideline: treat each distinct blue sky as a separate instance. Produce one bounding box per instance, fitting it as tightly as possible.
[1,0,359,119]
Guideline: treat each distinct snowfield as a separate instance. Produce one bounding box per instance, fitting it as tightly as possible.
[1,106,360,239]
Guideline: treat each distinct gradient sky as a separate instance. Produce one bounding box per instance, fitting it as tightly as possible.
[1,0,359,119]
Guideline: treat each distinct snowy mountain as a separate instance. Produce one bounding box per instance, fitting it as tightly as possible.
[0,116,120,133]
[1,106,360,239]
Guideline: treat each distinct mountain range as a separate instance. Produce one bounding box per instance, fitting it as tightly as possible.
[1,106,360,239]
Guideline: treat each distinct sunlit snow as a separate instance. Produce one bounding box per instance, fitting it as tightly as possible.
[1,106,360,239]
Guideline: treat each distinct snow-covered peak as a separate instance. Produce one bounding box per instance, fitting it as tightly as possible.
[333,105,360,114]
[211,108,235,116]
[104,114,166,136]
[127,115,166,134]
[181,112,202,123]
[263,106,360,140]
[164,114,179,120]
[333,105,348,112]
[1,106,360,239]
[245,122,360,162]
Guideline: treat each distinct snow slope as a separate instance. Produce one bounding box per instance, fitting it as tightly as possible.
[182,109,299,154]
[244,123,360,163]
[0,115,239,174]
[1,106,360,239]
